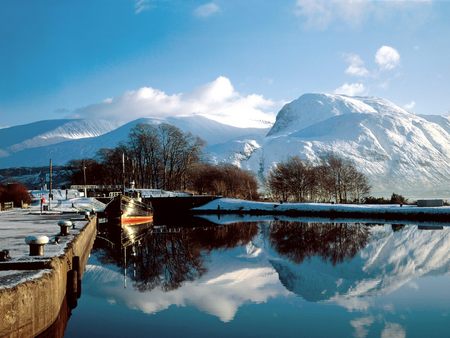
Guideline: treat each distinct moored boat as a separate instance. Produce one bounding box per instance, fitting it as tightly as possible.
[104,194,153,227]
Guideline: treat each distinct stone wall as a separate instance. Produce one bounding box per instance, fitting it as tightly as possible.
[0,216,96,338]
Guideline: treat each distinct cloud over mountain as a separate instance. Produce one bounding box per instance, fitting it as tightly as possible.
[72,76,276,128]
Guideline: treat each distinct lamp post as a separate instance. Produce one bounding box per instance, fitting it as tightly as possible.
[83,161,87,197]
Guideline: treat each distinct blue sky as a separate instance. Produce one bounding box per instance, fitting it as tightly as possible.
[1,0,450,127]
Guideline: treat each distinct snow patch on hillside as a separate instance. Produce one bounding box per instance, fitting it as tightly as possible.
[9,119,119,152]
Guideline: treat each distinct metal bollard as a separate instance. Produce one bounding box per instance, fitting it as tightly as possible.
[58,220,73,236]
[25,235,49,256]
[0,249,11,261]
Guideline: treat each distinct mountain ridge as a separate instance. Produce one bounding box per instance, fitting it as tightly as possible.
[2,93,450,197]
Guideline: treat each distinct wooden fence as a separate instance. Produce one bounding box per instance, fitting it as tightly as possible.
[0,201,14,211]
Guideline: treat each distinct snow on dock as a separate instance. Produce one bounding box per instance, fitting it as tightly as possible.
[0,207,89,288]
[0,203,97,337]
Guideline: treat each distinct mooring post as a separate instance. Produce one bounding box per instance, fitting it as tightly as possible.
[25,235,49,256]
[72,256,82,298]
[73,256,80,273]
[58,220,73,236]
[67,269,78,309]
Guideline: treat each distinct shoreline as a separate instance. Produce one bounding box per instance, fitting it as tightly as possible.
[192,198,450,223]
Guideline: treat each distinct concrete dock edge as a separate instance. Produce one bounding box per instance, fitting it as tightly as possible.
[0,216,97,338]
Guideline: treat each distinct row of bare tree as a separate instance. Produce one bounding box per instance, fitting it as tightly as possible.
[70,123,203,190]
[267,154,370,203]
[70,123,259,197]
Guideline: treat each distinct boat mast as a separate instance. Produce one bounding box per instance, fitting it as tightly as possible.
[122,152,125,194]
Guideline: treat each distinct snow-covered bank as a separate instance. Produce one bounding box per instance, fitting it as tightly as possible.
[193,198,450,222]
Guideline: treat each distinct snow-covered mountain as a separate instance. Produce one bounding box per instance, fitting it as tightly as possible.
[240,94,450,197]
[0,116,267,168]
[2,93,450,197]
[0,119,119,158]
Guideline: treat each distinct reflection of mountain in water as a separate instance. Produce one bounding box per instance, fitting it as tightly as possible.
[85,220,450,321]
[270,223,450,307]
[269,221,369,302]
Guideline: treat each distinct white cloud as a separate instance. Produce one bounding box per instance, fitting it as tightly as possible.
[381,323,406,338]
[294,0,370,29]
[72,76,276,128]
[344,54,369,77]
[375,46,400,71]
[294,0,333,29]
[294,0,432,30]
[403,101,416,111]
[135,0,151,14]
[194,2,220,18]
[334,83,366,96]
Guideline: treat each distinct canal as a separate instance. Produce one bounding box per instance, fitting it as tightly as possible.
[62,216,450,337]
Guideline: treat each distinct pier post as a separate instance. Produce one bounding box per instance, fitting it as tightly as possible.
[58,220,72,236]
[67,269,78,309]
[72,256,82,298]
[25,235,49,256]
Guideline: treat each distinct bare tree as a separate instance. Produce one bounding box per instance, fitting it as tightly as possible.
[267,154,370,203]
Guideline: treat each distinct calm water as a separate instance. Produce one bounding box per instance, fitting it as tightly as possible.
[63,216,450,338]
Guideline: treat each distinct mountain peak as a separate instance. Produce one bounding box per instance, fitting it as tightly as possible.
[267,93,409,137]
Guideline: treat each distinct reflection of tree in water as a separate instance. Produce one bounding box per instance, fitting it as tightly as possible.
[270,221,369,265]
[94,222,258,293]
[133,232,205,292]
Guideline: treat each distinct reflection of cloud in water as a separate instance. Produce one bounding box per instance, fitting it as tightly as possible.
[85,247,290,322]
[350,316,374,338]
[381,322,406,338]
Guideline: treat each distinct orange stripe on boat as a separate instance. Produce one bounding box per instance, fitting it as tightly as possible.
[121,216,154,225]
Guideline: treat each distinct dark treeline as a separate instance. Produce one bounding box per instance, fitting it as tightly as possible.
[267,154,370,203]
[70,123,259,198]
[365,193,409,205]
[188,163,258,199]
